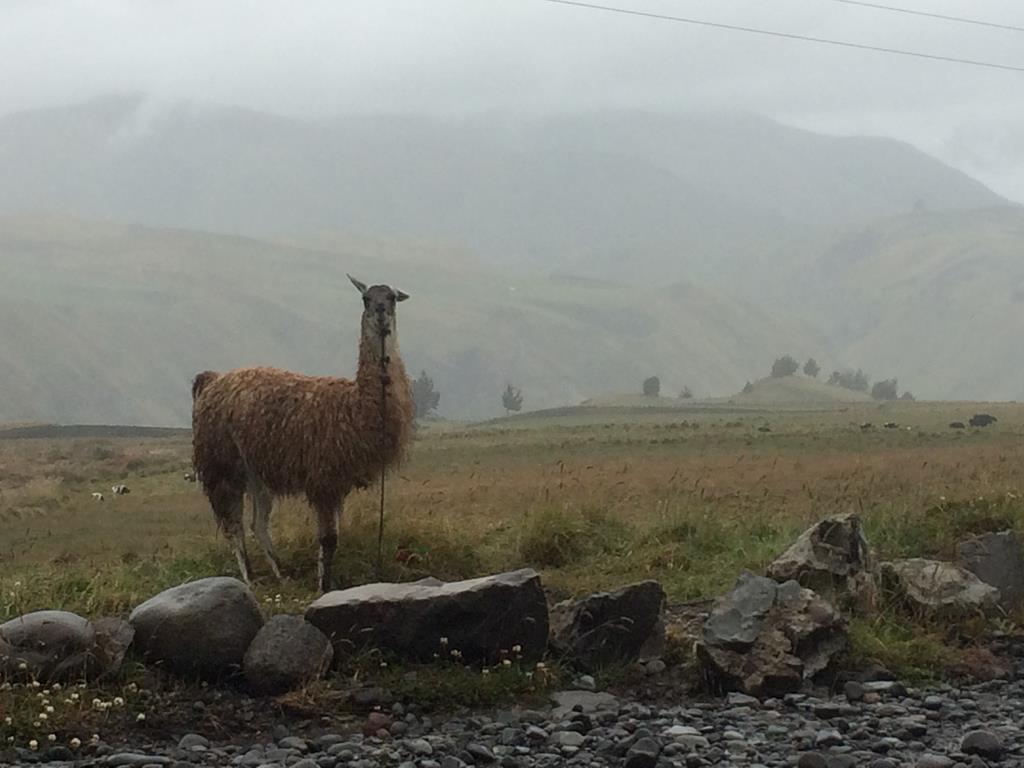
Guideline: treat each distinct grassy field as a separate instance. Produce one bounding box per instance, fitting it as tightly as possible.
[2,399,1022,619]
[1,399,1023,746]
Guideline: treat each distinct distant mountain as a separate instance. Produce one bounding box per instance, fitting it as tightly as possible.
[788,207,1024,402]
[0,96,1008,286]
[0,215,826,424]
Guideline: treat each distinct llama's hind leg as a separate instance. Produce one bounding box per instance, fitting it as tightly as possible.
[250,486,284,582]
[314,502,340,593]
[210,482,252,584]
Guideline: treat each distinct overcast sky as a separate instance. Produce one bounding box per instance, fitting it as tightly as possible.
[3,0,1022,200]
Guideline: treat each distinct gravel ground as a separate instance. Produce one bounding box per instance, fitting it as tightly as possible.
[6,674,1023,768]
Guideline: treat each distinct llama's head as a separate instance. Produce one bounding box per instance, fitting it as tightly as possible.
[349,274,409,355]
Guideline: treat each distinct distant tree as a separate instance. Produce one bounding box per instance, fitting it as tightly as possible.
[411,370,440,419]
[742,381,755,394]
[771,355,799,378]
[502,384,523,415]
[828,368,871,392]
[643,376,661,397]
[871,378,899,401]
[679,386,694,400]
[803,358,821,378]
[900,390,916,402]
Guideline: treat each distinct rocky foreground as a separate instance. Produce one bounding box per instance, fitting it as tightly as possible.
[6,674,1024,768]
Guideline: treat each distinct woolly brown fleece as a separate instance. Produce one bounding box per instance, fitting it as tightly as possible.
[191,332,413,520]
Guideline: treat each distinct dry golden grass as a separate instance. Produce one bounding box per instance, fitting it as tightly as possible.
[1,401,1021,618]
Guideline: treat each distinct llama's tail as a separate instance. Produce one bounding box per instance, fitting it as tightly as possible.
[192,370,220,401]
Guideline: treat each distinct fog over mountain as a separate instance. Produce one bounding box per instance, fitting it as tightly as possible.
[0,96,1021,424]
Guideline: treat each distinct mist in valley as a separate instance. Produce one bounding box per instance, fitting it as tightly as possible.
[1,0,1022,424]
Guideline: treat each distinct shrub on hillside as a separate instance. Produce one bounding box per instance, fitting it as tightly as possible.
[871,378,899,401]
[412,370,440,419]
[771,355,799,378]
[828,368,871,392]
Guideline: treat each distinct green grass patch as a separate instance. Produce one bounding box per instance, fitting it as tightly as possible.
[517,505,631,568]
[846,615,955,682]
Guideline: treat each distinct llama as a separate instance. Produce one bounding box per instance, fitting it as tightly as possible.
[191,276,414,592]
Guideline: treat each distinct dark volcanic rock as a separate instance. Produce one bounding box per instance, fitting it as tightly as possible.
[92,616,135,678]
[958,530,1024,609]
[306,569,548,664]
[697,571,847,697]
[549,580,665,670]
[767,513,876,612]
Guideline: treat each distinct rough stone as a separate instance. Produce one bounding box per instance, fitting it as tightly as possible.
[92,617,135,678]
[550,690,620,718]
[696,572,848,696]
[960,730,1003,759]
[306,569,548,664]
[243,615,333,694]
[549,580,665,669]
[624,737,661,768]
[957,530,1024,609]
[0,610,96,681]
[880,559,1000,617]
[129,576,263,678]
[767,514,876,612]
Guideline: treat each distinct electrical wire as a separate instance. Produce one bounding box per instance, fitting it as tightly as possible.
[541,0,1024,73]
[824,0,1024,34]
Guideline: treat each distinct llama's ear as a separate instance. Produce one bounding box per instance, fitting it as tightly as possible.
[395,289,410,302]
[347,274,368,294]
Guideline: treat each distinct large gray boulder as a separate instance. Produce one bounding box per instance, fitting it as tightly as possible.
[306,569,548,664]
[957,530,1024,609]
[0,611,96,682]
[550,580,665,670]
[129,576,263,678]
[243,615,334,695]
[767,514,875,612]
[697,572,847,697]
[880,558,1000,617]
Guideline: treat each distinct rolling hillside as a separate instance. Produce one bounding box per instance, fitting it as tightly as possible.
[798,208,1024,402]
[0,215,826,424]
[0,97,1008,286]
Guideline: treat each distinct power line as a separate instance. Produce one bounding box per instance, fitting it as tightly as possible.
[824,0,1024,34]
[542,0,1024,73]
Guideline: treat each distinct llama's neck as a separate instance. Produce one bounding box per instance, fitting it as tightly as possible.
[354,331,413,466]
[356,332,410,401]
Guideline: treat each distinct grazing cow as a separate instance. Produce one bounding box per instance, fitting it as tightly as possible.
[883,422,898,429]
[860,422,874,432]
[111,484,130,495]
[183,472,197,482]
[91,492,104,501]
[969,414,997,428]
[949,421,966,430]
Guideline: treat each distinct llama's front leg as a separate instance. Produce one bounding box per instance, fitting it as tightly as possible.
[229,527,254,586]
[315,503,339,593]
[212,483,253,584]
